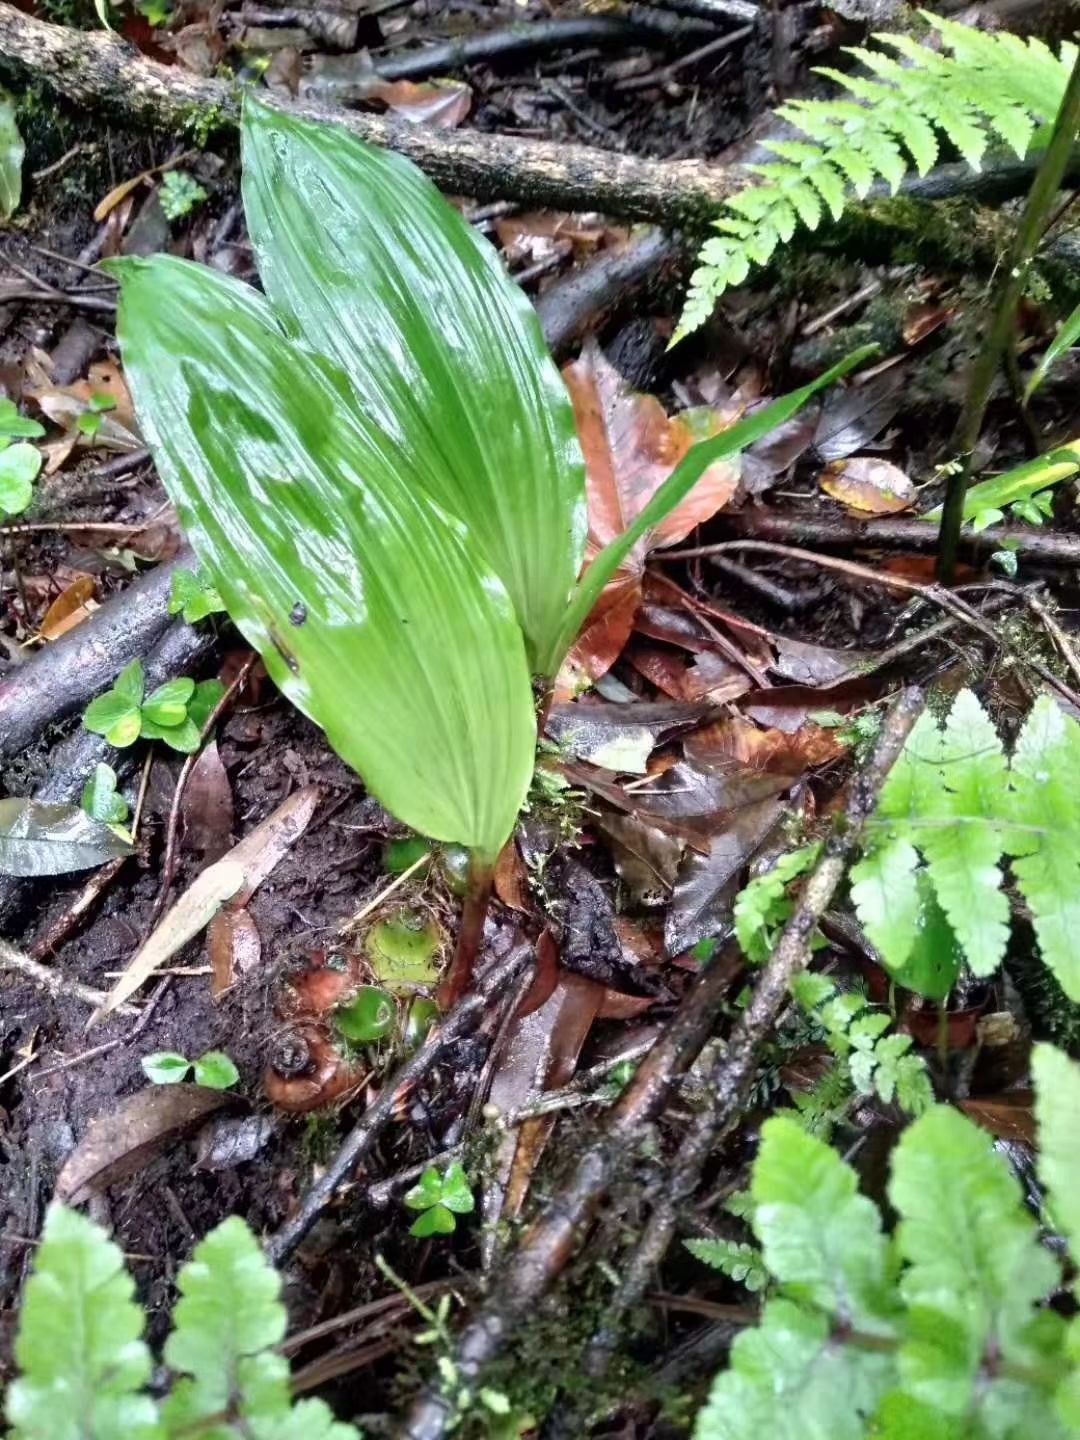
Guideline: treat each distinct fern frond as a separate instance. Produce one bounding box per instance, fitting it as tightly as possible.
[853,689,1080,1003]
[5,1205,158,1440]
[685,1237,768,1292]
[676,17,1073,340]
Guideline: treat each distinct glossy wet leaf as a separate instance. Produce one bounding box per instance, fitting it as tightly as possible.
[109,255,535,861]
[440,1161,475,1213]
[0,87,23,221]
[405,1166,445,1211]
[81,763,130,826]
[0,798,133,876]
[886,872,962,1001]
[365,911,442,993]
[241,97,585,676]
[334,985,395,1043]
[924,440,1080,525]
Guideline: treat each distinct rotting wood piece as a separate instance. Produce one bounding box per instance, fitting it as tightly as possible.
[0,2,736,226]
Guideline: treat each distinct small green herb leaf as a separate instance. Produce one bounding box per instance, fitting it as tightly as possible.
[83,691,142,748]
[192,1051,240,1090]
[81,762,130,825]
[404,1167,445,1212]
[439,1161,475,1215]
[410,1204,457,1237]
[0,399,44,440]
[0,440,41,516]
[142,676,196,728]
[168,568,226,624]
[159,170,208,221]
[141,1051,192,1084]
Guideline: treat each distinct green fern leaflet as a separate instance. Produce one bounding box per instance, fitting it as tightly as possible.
[677,15,1074,339]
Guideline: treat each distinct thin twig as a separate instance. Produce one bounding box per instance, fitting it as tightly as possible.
[0,938,139,1015]
[265,942,535,1268]
[564,687,925,1414]
[398,943,744,1440]
[659,540,1080,710]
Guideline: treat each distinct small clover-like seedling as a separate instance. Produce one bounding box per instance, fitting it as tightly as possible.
[75,391,117,440]
[142,1048,239,1089]
[0,399,44,518]
[83,659,225,753]
[81,762,130,826]
[159,170,208,221]
[404,1160,474,1237]
[168,567,226,624]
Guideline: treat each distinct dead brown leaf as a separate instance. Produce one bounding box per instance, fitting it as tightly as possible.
[37,574,97,642]
[557,339,741,693]
[493,840,531,913]
[685,716,846,773]
[959,1093,1035,1146]
[181,741,234,860]
[208,905,262,1000]
[820,456,916,515]
[98,785,321,1016]
[371,78,471,128]
[56,1085,235,1204]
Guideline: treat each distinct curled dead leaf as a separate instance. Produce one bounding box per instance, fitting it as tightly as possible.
[37,574,97,643]
[820,456,916,515]
[56,1084,235,1204]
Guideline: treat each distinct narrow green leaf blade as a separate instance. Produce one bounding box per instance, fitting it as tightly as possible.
[1033,1044,1080,1266]
[1025,303,1080,401]
[0,798,132,876]
[109,256,535,860]
[0,87,23,222]
[6,1203,159,1440]
[558,346,876,662]
[241,97,586,676]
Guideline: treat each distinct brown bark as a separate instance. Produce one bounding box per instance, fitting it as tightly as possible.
[0,2,735,225]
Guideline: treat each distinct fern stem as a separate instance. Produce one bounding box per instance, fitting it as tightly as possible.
[939,48,1080,582]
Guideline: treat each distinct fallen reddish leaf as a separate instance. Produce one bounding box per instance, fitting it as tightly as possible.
[558,340,741,692]
[684,716,846,773]
[903,302,956,347]
[208,905,261,1000]
[494,839,531,914]
[744,679,881,732]
[959,1093,1035,1146]
[37,574,97,642]
[626,642,750,705]
[820,456,917,515]
[371,78,471,128]
[557,576,641,701]
[181,740,234,860]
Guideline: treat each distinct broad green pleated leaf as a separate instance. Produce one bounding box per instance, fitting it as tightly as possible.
[241,97,586,677]
[109,256,534,861]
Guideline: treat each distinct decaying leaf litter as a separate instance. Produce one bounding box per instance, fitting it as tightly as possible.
[1,0,1080,1435]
